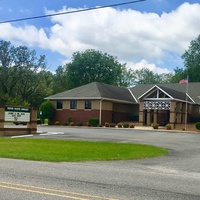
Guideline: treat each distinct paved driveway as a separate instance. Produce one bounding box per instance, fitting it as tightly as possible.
[1,126,200,199]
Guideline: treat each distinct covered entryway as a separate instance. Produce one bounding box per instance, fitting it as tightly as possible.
[138,85,176,127]
[143,101,171,126]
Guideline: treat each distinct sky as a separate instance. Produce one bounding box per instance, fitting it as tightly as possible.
[0,0,200,74]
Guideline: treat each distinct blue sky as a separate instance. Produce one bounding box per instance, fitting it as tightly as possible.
[0,0,200,73]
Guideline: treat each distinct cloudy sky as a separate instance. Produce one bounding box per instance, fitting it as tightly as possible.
[0,0,200,74]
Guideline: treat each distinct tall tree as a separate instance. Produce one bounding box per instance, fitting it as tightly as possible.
[170,67,186,83]
[133,68,172,85]
[64,49,126,89]
[0,40,48,107]
[53,66,69,93]
[118,64,135,87]
[181,34,200,82]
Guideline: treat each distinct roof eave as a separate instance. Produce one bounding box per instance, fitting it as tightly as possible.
[45,97,136,104]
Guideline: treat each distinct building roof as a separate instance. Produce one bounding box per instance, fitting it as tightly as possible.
[46,82,200,105]
[46,82,136,103]
[130,82,200,104]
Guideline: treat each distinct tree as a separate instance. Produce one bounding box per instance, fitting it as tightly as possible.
[0,40,48,108]
[39,100,55,124]
[64,49,126,89]
[118,64,135,87]
[133,68,172,85]
[53,66,69,93]
[170,67,186,83]
[181,35,200,82]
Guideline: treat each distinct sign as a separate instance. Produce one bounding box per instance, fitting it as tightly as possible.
[5,106,31,122]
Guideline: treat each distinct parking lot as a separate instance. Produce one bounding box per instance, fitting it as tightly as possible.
[1,126,200,199]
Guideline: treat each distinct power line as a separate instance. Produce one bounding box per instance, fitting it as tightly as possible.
[0,0,146,24]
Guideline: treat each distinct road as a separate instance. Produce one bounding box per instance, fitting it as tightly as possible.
[1,126,200,199]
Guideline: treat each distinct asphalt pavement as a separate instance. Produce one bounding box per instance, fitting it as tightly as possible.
[1,126,200,199]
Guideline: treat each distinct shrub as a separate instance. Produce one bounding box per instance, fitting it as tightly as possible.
[104,122,109,127]
[195,122,200,130]
[123,123,129,128]
[69,122,75,126]
[76,122,83,126]
[88,118,99,127]
[152,123,159,129]
[109,123,116,127]
[166,124,171,130]
[39,100,55,123]
[130,124,135,128]
[67,116,73,123]
[44,119,49,125]
[117,123,122,128]
[55,121,61,126]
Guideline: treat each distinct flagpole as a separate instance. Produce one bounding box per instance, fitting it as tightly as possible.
[184,76,189,130]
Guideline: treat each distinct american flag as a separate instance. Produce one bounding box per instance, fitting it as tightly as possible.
[179,76,188,84]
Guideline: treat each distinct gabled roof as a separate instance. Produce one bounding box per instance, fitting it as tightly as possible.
[137,85,193,103]
[45,82,136,103]
[46,82,200,105]
[130,83,200,104]
[158,85,194,103]
[137,85,173,99]
[129,84,154,100]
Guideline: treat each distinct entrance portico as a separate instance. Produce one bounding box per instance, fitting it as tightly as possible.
[138,85,191,129]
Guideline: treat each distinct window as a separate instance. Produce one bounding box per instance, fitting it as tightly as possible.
[85,100,92,109]
[70,100,77,109]
[56,101,63,109]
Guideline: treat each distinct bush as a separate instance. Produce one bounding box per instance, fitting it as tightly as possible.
[55,121,61,126]
[195,122,200,130]
[130,124,135,128]
[123,123,129,128]
[88,118,99,127]
[69,122,75,126]
[104,122,109,127]
[109,123,116,127]
[166,124,171,130]
[44,119,49,124]
[117,123,122,128]
[67,116,73,123]
[152,123,159,129]
[39,100,55,123]
[76,122,83,126]
[98,124,103,127]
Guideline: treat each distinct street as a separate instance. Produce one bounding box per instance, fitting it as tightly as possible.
[1,126,200,199]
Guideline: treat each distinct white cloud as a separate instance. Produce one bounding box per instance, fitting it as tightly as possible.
[0,23,49,48]
[0,2,200,73]
[127,59,171,74]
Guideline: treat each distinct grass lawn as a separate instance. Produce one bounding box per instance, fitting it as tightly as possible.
[0,138,168,162]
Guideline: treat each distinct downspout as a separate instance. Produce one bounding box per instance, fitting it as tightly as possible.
[99,98,103,125]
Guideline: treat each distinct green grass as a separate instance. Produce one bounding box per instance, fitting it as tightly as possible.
[0,138,168,162]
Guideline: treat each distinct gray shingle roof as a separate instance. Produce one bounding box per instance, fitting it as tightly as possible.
[46,82,200,105]
[158,83,200,103]
[46,82,136,103]
[130,83,200,104]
